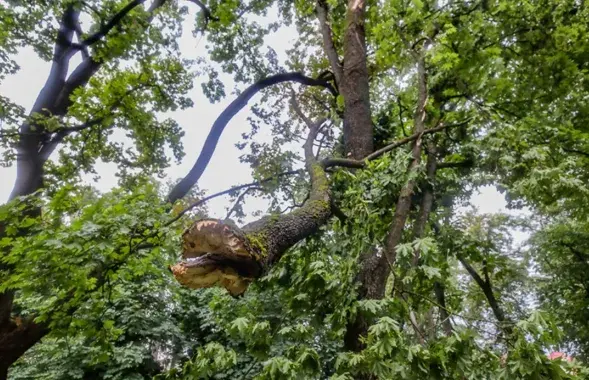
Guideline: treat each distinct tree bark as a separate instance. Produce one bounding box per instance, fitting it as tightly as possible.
[0,321,48,379]
[315,0,373,159]
[341,0,373,159]
[411,142,437,266]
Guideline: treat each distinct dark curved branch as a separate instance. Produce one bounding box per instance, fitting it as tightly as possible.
[458,255,510,327]
[167,72,337,203]
[433,281,453,335]
[82,0,147,46]
[72,16,90,60]
[29,5,79,117]
[53,58,102,116]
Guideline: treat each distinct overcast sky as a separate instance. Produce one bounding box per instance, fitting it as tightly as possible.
[0,4,522,232]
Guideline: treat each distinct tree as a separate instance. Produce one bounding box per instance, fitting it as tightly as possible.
[1,0,589,379]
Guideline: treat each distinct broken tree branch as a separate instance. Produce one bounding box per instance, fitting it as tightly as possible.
[171,109,332,296]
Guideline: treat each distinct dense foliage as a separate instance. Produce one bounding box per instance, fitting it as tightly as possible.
[1,0,589,379]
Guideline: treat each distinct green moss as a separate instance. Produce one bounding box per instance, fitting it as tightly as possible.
[311,163,330,193]
[246,232,268,258]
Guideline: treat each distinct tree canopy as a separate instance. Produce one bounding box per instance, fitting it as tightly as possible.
[1,0,589,378]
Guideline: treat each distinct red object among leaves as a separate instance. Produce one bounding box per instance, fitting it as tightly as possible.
[548,352,573,362]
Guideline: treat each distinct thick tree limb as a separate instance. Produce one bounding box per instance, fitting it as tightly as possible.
[0,1,171,371]
[53,58,103,116]
[171,107,332,295]
[412,142,437,266]
[167,72,336,203]
[0,319,48,378]
[433,281,453,335]
[9,5,82,200]
[345,56,429,354]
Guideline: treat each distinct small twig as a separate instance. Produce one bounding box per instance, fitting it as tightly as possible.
[165,169,303,227]
[224,186,263,220]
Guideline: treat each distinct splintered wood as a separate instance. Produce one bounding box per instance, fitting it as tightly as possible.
[171,219,258,296]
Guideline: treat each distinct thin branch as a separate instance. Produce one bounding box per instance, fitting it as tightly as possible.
[165,169,303,227]
[433,281,453,335]
[82,0,147,46]
[225,186,263,220]
[290,90,314,128]
[321,120,471,169]
[167,72,336,203]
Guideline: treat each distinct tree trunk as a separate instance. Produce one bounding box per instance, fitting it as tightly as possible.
[0,320,48,379]
[341,0,373,159]
[345,57,429,355]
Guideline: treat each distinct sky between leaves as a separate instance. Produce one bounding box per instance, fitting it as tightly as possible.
[0,3,526,239]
